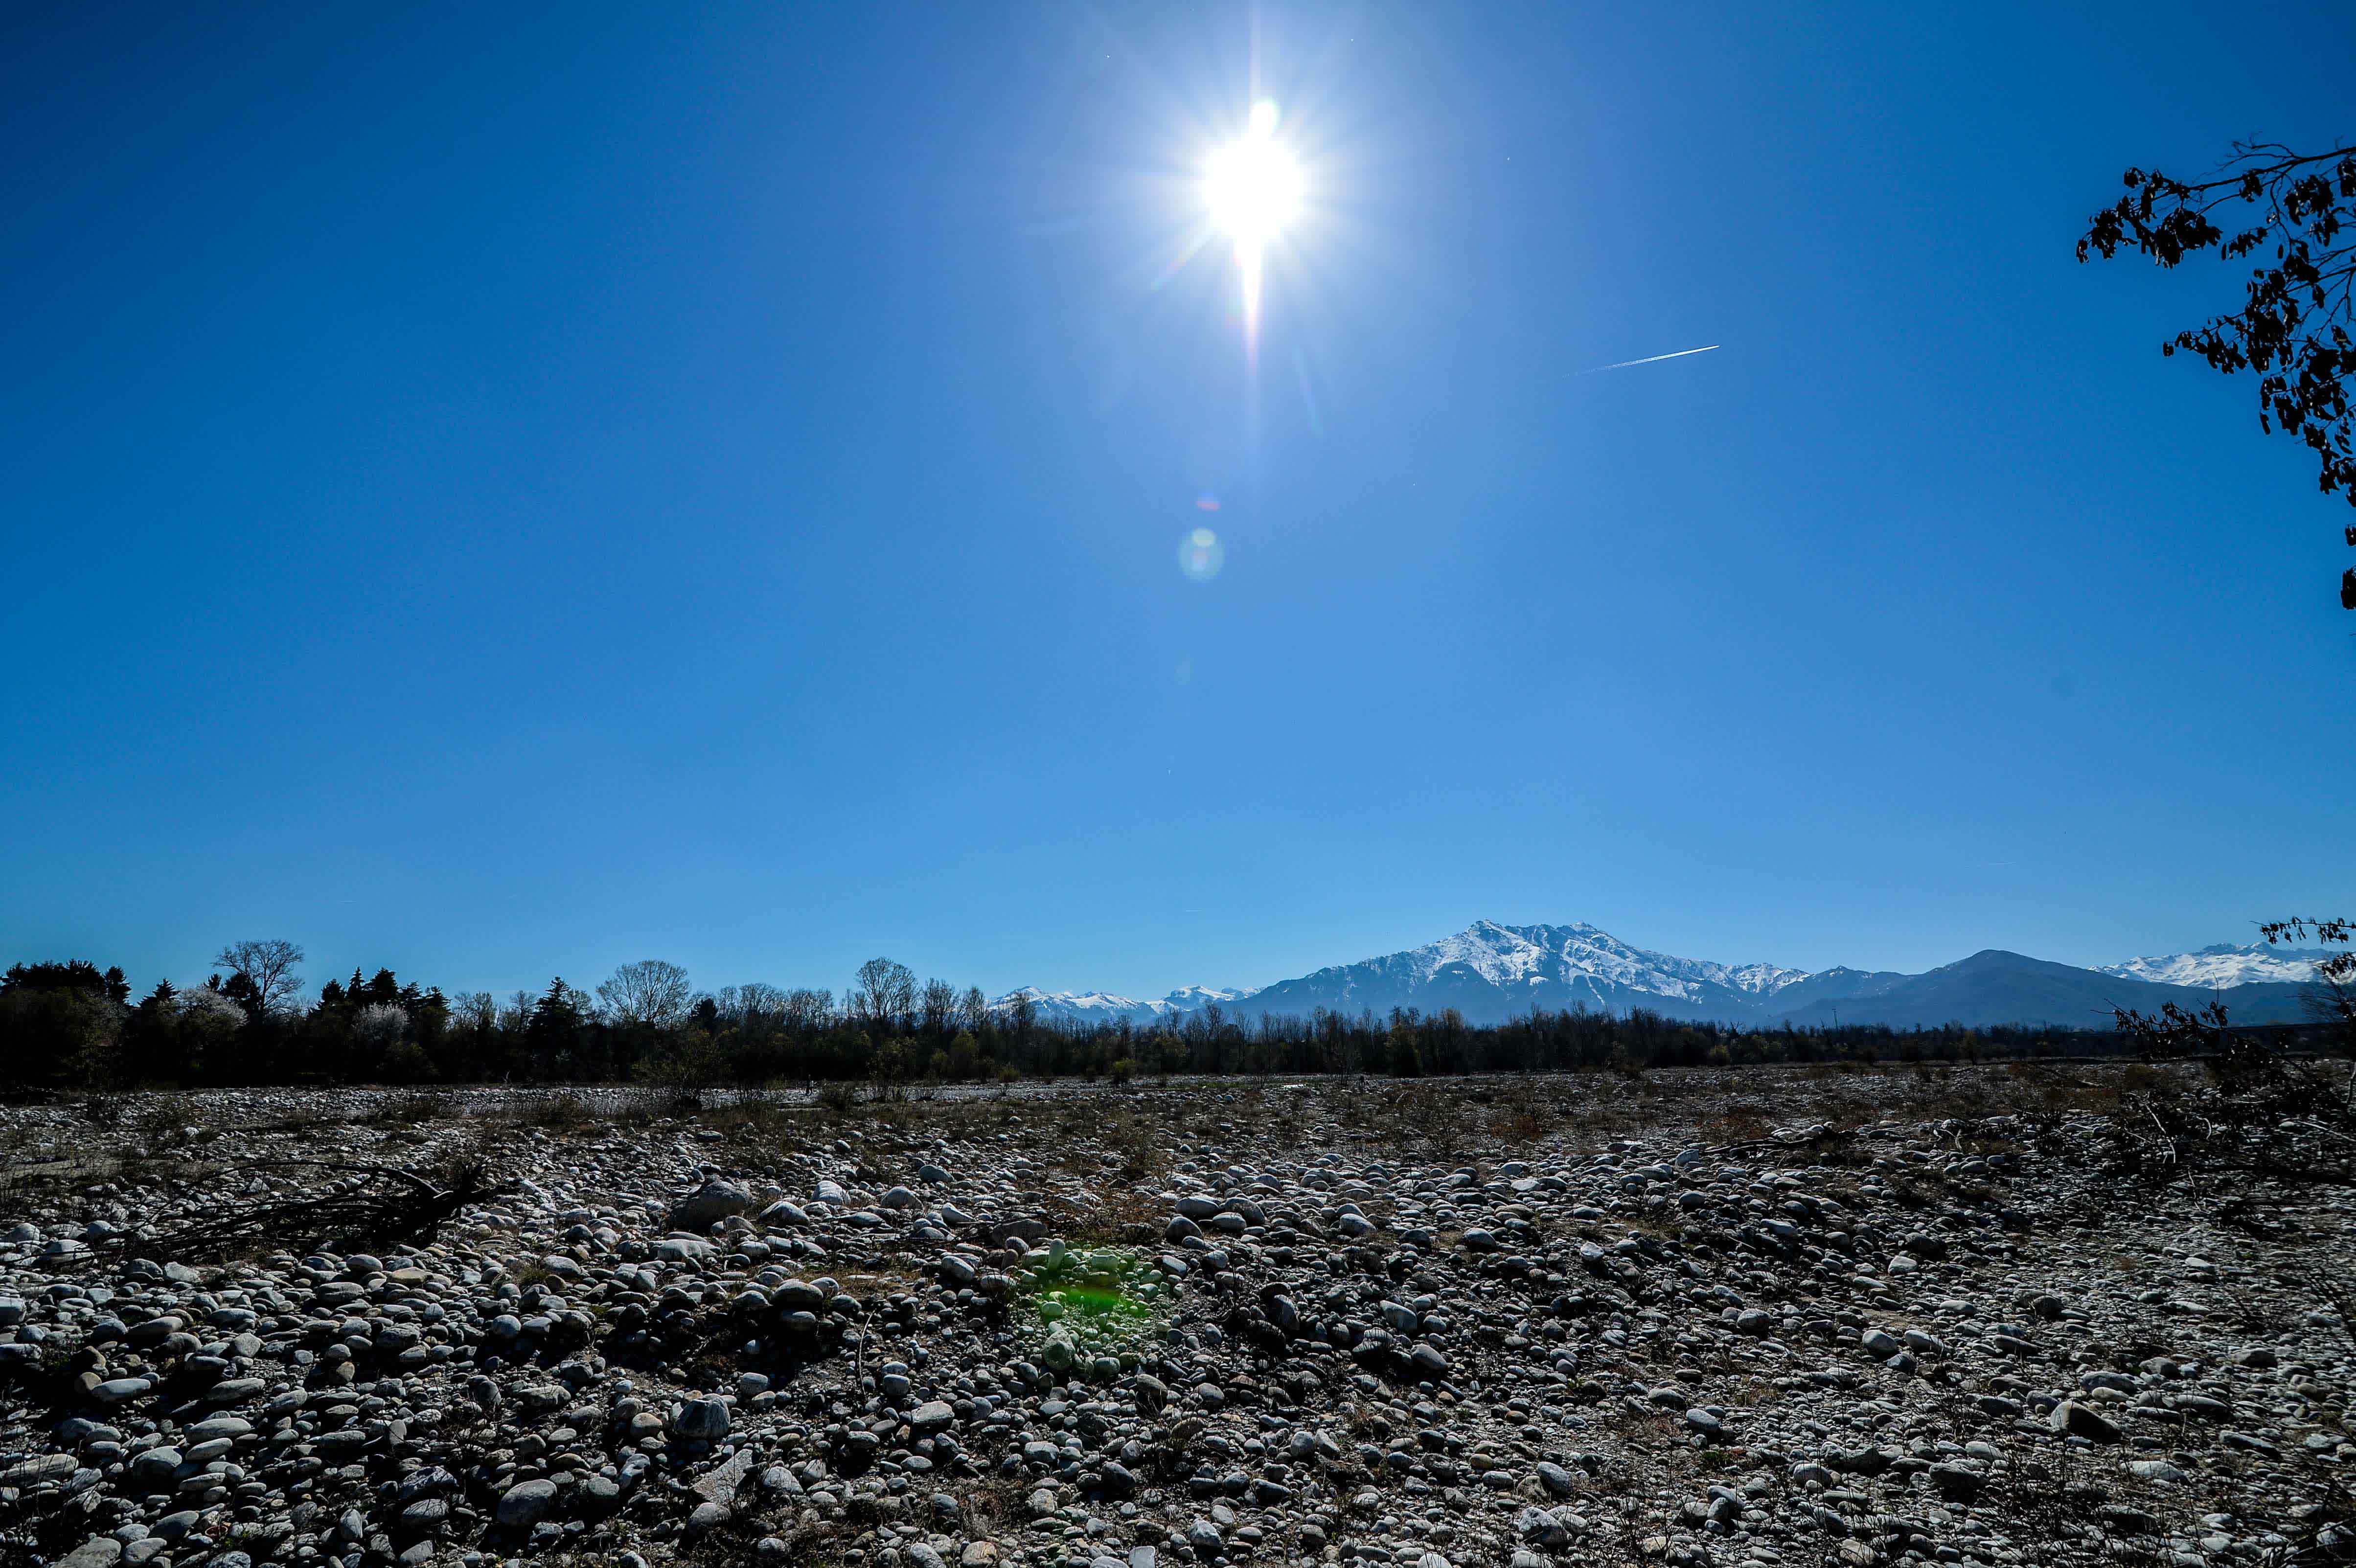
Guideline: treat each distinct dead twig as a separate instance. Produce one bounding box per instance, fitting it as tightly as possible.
[98,1158,513,1263]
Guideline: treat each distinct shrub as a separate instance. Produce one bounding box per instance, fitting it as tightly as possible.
[380,1041,435,1085]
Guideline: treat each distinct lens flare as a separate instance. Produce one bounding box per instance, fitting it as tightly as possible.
[1178,526,1224,581]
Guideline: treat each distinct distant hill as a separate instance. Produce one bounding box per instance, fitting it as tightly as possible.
[1767,949,2314,1030]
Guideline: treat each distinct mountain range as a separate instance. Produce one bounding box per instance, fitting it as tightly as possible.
[994,920,2328,1031]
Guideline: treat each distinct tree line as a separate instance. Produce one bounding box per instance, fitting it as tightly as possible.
[5,939,2328,1095]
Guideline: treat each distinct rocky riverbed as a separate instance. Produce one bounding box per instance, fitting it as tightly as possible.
[1,1067,2351,1568]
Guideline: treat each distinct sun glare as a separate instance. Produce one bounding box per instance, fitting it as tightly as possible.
[1203,98,1302,362]
[1204,100,1303,245]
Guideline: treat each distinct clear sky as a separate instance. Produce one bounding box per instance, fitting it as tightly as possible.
[5,1,2351,1003]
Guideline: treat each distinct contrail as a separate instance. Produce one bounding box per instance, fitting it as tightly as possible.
[1578,343,1719,374]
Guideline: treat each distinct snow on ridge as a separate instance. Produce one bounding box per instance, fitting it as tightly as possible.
[1722,961,1816,995]
[991,983,1251,1024]
[1162,985,1251,1008]
[2096,943,2324,988]
[1400,920,1813,1004]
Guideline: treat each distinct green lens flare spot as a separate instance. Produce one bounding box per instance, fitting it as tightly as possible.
[1012,1242,1170,1367]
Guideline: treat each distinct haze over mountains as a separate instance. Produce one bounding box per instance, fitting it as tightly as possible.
[996,920,2327,1031]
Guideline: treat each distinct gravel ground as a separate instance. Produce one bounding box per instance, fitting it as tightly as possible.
[1,1066,2351,1568]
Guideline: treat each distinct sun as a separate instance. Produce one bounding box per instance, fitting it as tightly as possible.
[1203,99,1303,246]
[1202,98,1303,363]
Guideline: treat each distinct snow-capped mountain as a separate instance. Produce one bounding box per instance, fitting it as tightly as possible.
[992,985,1247,1027]
[994,921,2329,1033]
[1415,920,1806,1000]
[1229,920,1854,1025]
[1215,918,1894,1026]
[2096,943,2326,988]
[1228,921,2326,1029]
[1161,985,1252,1010]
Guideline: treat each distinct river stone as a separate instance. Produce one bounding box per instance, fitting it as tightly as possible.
[2051,1401,2125,1444]
[497,1477,559,1526]
[669,1179,755,1230]
[675,1397,732,1439]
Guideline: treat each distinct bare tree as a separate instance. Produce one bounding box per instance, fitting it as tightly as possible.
[718,982,787,1025]
[783,988,834,1030]
[213,939,305,1017]
[920,977,958,1033]
[852,957,916,1027]
[596,959,692,1029]
[449,991,497,1033]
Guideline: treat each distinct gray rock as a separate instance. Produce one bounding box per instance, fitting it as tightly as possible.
[2051,1401,2125,1444]
[58,1539,124,1568]
[1930,1464,1984,1501]
[675,1397,732,1439]
[496,1477,559,1526]
[670,1179,755,1230]
[130,1447,182,1489]
[694,1446,756,1503]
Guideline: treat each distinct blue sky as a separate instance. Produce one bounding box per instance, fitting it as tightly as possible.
[4,1,2351,1003]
